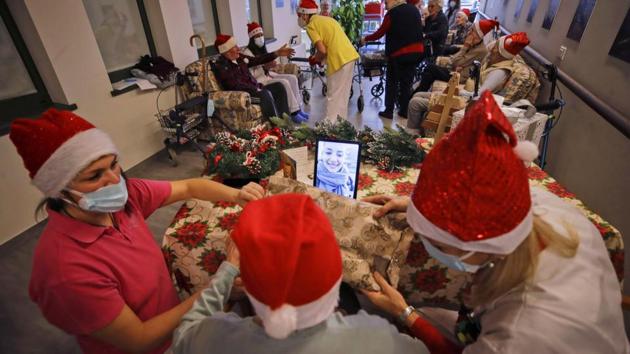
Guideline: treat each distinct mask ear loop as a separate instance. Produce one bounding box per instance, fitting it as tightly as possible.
[458,251,476,261]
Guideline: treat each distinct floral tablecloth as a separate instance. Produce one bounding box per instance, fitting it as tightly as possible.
[161,139,624,308]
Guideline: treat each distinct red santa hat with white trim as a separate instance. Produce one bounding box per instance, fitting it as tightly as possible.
[406,91,539,255]
[9,109,118,198]
[231,193,343,339]
[297,0,319,14]
[247,22,263,38]
[498,32,530,59]
[215,33,237,54]
[474,19,499,39]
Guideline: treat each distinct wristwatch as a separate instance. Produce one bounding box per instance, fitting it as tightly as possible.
[398,305,415,322]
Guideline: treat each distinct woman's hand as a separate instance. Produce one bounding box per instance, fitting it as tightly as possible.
[234,182,265,206]
[362,195,410,218]
[360,272,409,318]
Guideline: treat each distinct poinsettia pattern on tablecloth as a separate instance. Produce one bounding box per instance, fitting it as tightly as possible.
[162,152,624,307]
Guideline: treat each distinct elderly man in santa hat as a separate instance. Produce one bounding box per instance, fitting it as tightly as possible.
[297,0,359,121]
[407,31,540,135]
[412,19,498,94]
[171,193,429,354]
[213,34,309,122]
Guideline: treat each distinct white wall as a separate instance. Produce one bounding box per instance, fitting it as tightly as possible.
[0,0,198,244]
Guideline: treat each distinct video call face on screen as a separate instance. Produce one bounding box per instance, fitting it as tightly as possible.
[313,139,361,199]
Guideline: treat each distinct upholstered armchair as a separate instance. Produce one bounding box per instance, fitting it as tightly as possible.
[182,57,264,132]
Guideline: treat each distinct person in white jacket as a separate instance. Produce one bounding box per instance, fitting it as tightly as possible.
[242,22,308,123]
[362,92,630,353]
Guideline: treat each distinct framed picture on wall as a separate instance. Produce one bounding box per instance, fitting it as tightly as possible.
[609,9,630,63]
[566,0,597,41]
[542,0,562,30]
[514,0,525,20]
[527,0,539,23]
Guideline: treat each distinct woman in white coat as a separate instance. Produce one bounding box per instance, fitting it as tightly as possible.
[242,22,308,122]
[363,91,629,353]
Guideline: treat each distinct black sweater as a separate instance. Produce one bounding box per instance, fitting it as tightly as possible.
[424,10,448,55]
[384,4,423,56]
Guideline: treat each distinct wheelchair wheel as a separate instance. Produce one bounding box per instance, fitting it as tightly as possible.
[302,90,310,105]
[357,95,364,113]
[371,83,384,97]
[322,84,327,97]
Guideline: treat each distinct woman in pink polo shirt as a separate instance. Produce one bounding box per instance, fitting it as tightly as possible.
[9,109,264,354]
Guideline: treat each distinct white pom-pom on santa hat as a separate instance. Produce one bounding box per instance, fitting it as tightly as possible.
[513,140,539,162]
[263,304,298,339]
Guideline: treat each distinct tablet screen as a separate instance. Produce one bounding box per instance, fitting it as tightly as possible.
[313,139,361,199]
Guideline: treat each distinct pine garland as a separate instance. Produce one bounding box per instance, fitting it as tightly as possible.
[270,116,425,172]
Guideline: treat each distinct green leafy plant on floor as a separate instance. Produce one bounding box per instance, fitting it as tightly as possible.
[331,0,365,44]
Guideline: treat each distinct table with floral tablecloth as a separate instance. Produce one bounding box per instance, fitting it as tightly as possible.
[161,139,624,308]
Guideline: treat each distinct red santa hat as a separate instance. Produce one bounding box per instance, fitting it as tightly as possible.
[462,8,471,16]
[406,91,539,255]
[215,34,237,54]
[247,22,263,38]
[9,109,118,198]
[297,0,319,14]
[231,193,343,339]
[474,19,499,39]
[498,32,530,59]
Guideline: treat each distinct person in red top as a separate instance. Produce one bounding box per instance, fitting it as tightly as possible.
[362,92,628,353]
[361,0,424,119]
[9,109,264,354]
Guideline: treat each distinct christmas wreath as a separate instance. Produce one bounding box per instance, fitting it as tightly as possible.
[205,125,285,179]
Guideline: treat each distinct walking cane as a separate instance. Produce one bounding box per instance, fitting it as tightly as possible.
[189,34,208,94]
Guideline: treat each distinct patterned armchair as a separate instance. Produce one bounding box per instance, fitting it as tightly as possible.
[182,57,263,132]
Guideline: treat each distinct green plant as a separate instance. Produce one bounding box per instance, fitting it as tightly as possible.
[331,0,365,44]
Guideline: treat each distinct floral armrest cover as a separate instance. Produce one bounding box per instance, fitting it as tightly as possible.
[267,176,414,291]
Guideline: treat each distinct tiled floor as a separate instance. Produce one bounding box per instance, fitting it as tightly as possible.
[0,77,401,353]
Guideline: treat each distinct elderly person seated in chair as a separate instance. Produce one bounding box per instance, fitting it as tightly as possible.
[213,34,308,123]
[407,32,539,135]
[424,0,449,56]
[442,9,473,55]
[171,194,429,354]
[413,19,498,95]
[242,22,308,123]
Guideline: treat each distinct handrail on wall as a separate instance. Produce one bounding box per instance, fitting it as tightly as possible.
[478,11,630,139]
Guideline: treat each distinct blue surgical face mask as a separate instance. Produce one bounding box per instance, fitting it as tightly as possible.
[65,176,128,213]
[421,237,481,273]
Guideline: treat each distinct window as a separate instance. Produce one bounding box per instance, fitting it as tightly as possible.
[0,0,52,135]
[83,0,156,83]
[188,0,220,56]
[246,0,262,26]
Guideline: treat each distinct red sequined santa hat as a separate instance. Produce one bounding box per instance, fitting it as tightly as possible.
[461,8,471,16]
[215,34,237,54]
[9,109,118,198]
[406,91,539,255]
[297,0,319,14]
[247,22,263,38]
[498,32,530,59]
[474,19,499,39]
[231,193,343,339]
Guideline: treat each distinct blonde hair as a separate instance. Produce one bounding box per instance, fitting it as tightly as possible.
[469,216,579,308]
[429,0,444,8]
